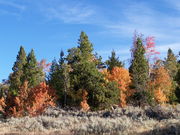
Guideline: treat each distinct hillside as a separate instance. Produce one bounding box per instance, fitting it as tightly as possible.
[0,105,180,135]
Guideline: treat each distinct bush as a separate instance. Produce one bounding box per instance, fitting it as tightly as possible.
[4,81,57,117]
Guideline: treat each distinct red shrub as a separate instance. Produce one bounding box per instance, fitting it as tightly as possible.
[27,82,56,116]
[5,81,56,117]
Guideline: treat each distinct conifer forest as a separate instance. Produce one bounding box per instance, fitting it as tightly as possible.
[0,31,180,135]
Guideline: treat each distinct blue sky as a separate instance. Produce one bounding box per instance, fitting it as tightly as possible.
[0,0,180,81]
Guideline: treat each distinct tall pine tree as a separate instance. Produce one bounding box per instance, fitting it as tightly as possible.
[176,67,180,103]
[165,48,178,79]
[48,51,71,107]
[106,50,123,72]
[9,46,27,95]
[129,37,149,106]
[24,49,44,88]
[175,52,180,103]
[164,49,178,103]
[48,59,59,88]
[68,31,119,109]
[78,31,94,61]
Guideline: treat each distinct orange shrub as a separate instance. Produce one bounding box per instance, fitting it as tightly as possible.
[80,90,90,111]
[27,82,56,116]
[0,97,6,114]
[5,81,56,117]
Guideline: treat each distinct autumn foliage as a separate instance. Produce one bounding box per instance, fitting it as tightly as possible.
[151,66,172,104]
[1,32,179,118]
[145,36,160,61]
[27,82,56,116]
[0,97,6,114]
[154,88,168,103]
[104,67,131,107]
[3,81,56,117]
[80,90,90,111]
[145,36,160,75]
[38,59,52,72]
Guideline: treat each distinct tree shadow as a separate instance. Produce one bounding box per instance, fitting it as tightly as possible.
[140,123,180,135]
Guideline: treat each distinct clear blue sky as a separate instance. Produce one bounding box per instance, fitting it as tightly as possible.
[0,0,180,81]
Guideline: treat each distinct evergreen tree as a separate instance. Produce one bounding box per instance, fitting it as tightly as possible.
[176,69,180,103]
[129,37,149,106]
[48,59,61,92]
[68,31,119,109]
[9,46,27,95]
[94,52,106,69]
[0,80,9,99]
[48,51,71,107]
[78,31,94,61]
[24,49,44,88]
[106,50,123,72]
[164,49,179,103]
[175,54,180,103]
[165,48,178,79]
[66,47,81,66]
[59,50,65,65]
[61,63,70,106]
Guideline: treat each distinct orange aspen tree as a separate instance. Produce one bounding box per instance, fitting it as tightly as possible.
[105,67,131,107]
[151,66,172,104]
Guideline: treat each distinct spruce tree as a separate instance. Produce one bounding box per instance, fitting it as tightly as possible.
[66,47,81,66]
[61,63,70,107]
[68,31,119,109]
[165,48,178,79]
[24,49,44,88]
[175,68,180,103]
[164,49,178,103]
[175,53,180,103]
[129,37,149,106]
[78,31,94,61]
[95,52,106,69]
[106,50,123,72]
[9,46,27,95]
[48,59,60,91]
[48,51,71,107]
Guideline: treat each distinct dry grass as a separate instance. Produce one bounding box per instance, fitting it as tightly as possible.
[0,104,180,135]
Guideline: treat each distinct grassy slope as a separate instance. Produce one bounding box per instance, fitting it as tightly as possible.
[0,105,180,135]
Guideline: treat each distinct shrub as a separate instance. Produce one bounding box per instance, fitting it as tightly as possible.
[27,82,57,116]
[0,97,6,114]
[80,90,90,111]
[4,81,56,117]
